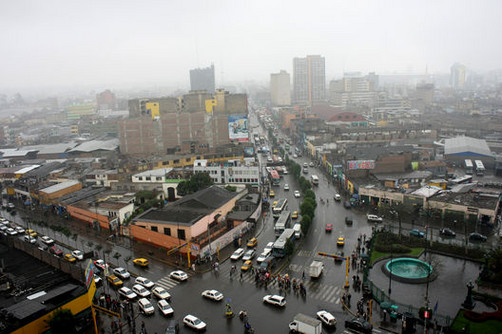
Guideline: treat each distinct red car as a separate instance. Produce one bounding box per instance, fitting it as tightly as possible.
[325,224,333,232]
[49,246,63,256]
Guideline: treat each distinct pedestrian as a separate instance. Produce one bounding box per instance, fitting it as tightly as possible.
[302,271,305,280]
[347,292,351,304]
[240,271,243,280]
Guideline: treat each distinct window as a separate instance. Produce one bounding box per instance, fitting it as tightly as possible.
[151,226,158,232]
[164,227,171,236]
[186,158,191,162]
[145,176,151,181]
[156,177,162,181]
[177,229,186,241]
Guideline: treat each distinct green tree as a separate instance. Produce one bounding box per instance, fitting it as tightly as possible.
[48,309,77,334]
[285,238,294,256]
[300,215,312,235]
[177,172,214,195]
[301,200,316,218]
[304,189,316,201]
[303,197,317,210]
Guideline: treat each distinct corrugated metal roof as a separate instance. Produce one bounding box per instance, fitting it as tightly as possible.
[444,136,491,156]
[68,138,119,153]
[40,180,80,194]
[15,165,41,174]
[133,168,173,178]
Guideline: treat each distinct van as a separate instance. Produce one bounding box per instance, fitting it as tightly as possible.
[293,223,302,239]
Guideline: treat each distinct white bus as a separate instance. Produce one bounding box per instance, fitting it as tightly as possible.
[311,175,319,186]
[272,198,288,218]
[274,210,291,237]
[464,159,474,175]
[272,228,296,258]
[474,160,485,176]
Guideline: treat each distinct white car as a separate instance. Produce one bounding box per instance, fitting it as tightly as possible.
[132,284,150,298]
[15,226,25,234]
[71,250,84,260]
[317,310,337,326]
[183,314,207,331]
[157,299,174,316]
[264,242,274,253]
[93,274,102,285]
[135,276,155,289]
[118,287,137,300]
[93,259,109,271]
[6,228,17,236]
[230,248,245,261]
[24,235,37,244]
[293,154,298,158]
[138,298,155,315]
[334,193,341,201]
[113,267,130,279]
[40,236,54,245]
[256,250,271,263]
[309,162,315,167]
[284,184,290,191]
[170,270,188,281]
[201,289,224,301]
[242,249,256,261]
[152,286,171,300]
[294,190,301,198]
[367,214,383,223]
[263,294,286,307]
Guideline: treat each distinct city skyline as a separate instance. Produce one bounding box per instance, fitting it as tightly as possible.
[1,0,502,91]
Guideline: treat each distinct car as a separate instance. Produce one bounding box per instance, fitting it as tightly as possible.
[64,253,76,262]
[246,238,258,248]
[24,235,37,244]
[345,216,353,225]
[230,248,245,261]
[6,228,17,236]
[269,190,275,197]
[334,250,344,262]
[337,237,345,247]
[106,275,123,287]
[25,229,37,237]
[367,214,383,223]
[293,154,298,158]
[242,249,256,261]
[118,287,137,300]
[165,320,179,334]
[93,274,102,285]
[343,201,351,209]
[38,243,49,252]
[317,310,337,327]
[291,211,298,219]
[183,314,206,331]
[158,299,174,316]
[170,270,188,281]
[135,276,155,289]
[284,183,290,191]
[152,286,171,300]
[93,259,109,271]
[132,284,151,298]
[440,228,456,237]
[113,267,131,279]
[133,258,149,267]
[309,162,315,167]
[303,163,308,168]
[0,224,8,232]
[325,224,333,232]
[241,260,253,271]
[345,317,373,334]
[302,168,308,174]
[256,250,271,263]
[271,200,278,208]
[138,298,155,315]
[294,190,301,198]
[72,250,84,260]
[15,226,25,234]
[49,246,63,256]
[264,242,274,253]
[263,294,286,307]
[469,232,487,242]
[40,235,54,245]
[334,193,341,201]
[201,289,224,301]
[267,157,273,163]
[410,229,425,238]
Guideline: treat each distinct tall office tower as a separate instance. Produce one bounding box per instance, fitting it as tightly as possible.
[270,70,291,106]
[450,63,466,90]
[190,64,216,93]
[293,55,325,105]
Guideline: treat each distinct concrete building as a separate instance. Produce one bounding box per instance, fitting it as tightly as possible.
[96,89,117,110]
[270,70,291,106]
[293,55,325,105]
[443,136,494,168]
[38,180,82,204]
[85,169,120,187]
[190,64,215,93]
[329,72,380,107]
[450,63,467,90]
[66,104,95,121]
[193,159,260,186]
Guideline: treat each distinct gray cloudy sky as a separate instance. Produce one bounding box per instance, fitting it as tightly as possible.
[1,0,501,90]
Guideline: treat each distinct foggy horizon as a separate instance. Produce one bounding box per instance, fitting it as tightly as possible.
[1,0,502,93]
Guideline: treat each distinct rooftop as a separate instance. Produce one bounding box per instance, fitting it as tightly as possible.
[132,168,173,178]
[40,180,80,194]
[444,136,492,157]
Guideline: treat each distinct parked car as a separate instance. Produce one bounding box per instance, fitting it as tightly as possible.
[71,250,84,260]
[469,232,487,242]
[135,276,155,289]
[410,229,425,238]
[24,235,37,244]
[317,310,337,327]
[230,248,245,261]
[170,270,188,281]
[49,246,63,256]
[118,287,137,300]
[367,214,383,223]
[152,286,171,300]
[14,226,25,234]
[64,254,76,263]
[183,315,206,331]
[201,289,224,301]
[242,249,256,261]
[132,284,151,298]
[40,235,54,245]
[440,228,456,237]
[25,229,37,237]
[133,258,149,267]
[113,267,131,280]
[345,317,372,333]
[138,298,155,315]
[263,294,286,307]
[158,299,174,316]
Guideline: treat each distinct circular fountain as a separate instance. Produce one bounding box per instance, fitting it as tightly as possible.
[382,257,435,284]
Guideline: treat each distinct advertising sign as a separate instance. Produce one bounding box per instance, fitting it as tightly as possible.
[84,260,95,290]
[243,146,254,157]
[347,160,375,170]
[228,115,249,142]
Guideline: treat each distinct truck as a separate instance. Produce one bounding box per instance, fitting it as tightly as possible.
[308,260,324,278]
[289,313,322,334]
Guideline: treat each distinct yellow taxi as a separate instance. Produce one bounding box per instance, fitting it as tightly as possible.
[106,275,123,287]
[64,254,76,263]
[133,258,149,267]
[246,237,257,248]
[337,237,345,247]
[292,211,298,219]
[271,200,278,208]
[26,229,38,237]
[241,260,253,272]
[269,190,275,197]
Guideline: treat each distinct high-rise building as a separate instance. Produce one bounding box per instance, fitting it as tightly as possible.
[190,64,215,93]
[293,55,325,105]
[450,63,466,90]
[328,72,380,107]
[270,70,291,106]
[96,89,117,110]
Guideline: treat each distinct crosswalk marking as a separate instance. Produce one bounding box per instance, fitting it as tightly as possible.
[155,272,194,291]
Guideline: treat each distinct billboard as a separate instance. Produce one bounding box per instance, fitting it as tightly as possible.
[243,146,255,157]
[347,160,375,170]
[228,115,249,142]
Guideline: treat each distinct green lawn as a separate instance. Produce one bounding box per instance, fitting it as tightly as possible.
[450,310,502,334]
[370,247,424,265]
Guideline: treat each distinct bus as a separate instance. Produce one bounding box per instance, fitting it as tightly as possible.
[311,175,319,186]
[274,210,291,236]
[464,159,474,175]
[275,166,284,177]
[474,160,485,176]
[272,228,296,258]
[269,169,280,186]
[272,198,288,218]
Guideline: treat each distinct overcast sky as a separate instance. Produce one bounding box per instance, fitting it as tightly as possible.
[1,0,501,91]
